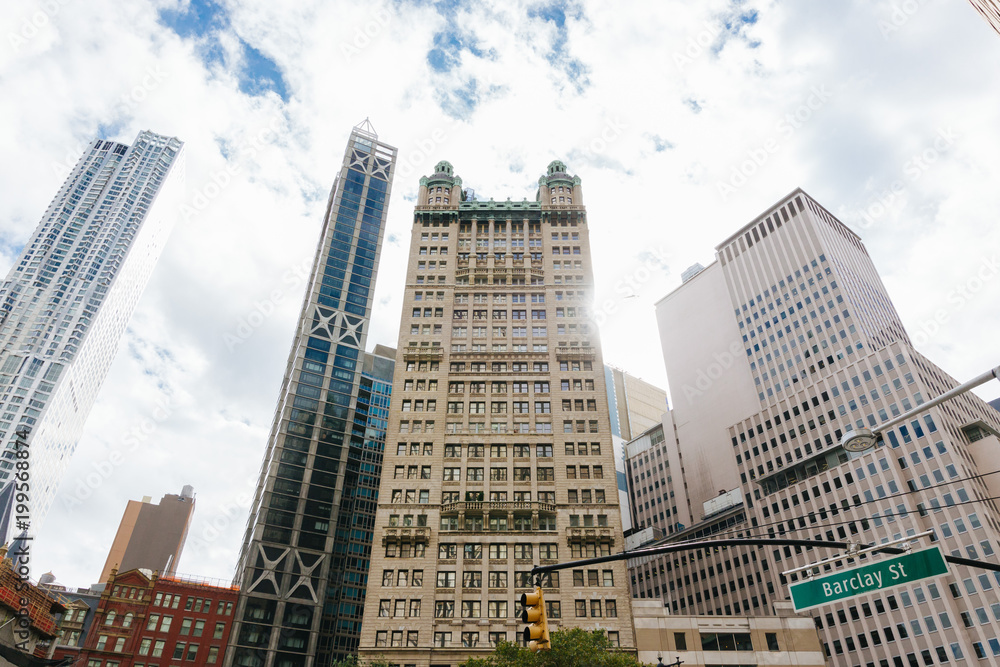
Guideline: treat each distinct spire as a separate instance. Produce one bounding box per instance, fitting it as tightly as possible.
[354,118,378,139]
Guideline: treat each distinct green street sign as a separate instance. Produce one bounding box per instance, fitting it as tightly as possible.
[789,546,949,612]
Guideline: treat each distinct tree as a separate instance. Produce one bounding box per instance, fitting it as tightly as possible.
[329,656,396,667]
[460,629,649,667]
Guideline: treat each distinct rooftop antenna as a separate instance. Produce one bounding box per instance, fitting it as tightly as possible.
[354,117,378,139]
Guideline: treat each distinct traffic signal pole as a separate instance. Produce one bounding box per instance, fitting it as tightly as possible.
[529,536,1000,578]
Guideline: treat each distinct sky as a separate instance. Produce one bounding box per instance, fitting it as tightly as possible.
[0,0,998,588]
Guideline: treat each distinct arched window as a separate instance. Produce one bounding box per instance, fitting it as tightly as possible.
[104,611,116,626]
[122,613,133,628]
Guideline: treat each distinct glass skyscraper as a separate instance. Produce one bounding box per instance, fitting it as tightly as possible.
[226,122,396,667]
[0,130,184,543]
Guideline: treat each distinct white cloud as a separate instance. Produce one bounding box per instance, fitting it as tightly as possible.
[0,0,997,587]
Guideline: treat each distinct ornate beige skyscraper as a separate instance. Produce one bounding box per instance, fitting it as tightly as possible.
[358,160,635,665]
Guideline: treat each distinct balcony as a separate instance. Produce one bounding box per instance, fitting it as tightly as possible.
[555,347,596,361]
[402,346,444,362]
[382,526,431,545]
[440,501,556,514]
[567,527,616,544]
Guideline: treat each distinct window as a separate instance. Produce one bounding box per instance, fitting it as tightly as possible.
[674,632,687,650]
[700,633,754,650]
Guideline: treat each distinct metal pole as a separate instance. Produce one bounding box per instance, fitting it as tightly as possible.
[530,536,1000,576]
[874,364,1000,436]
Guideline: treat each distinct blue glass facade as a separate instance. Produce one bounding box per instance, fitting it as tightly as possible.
[226,126,396,667]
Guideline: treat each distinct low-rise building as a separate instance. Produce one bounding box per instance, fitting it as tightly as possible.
[77,569,238,667]
[36,574,102,664]
[632,600,826,666]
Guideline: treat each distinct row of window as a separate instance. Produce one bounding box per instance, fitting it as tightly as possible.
[382,567,558,586]
[384,540,612,559]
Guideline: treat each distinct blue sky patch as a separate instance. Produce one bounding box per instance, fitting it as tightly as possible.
[158,0,289,102]
[527,0,590,93]
[239,40,289,101]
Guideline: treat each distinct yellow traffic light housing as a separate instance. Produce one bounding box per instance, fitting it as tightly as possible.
[520,585,550,651]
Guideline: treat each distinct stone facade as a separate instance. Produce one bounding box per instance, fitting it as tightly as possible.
[358,160,636,666]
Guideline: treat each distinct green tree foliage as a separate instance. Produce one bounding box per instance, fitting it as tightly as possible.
[460,629,649,667]
[329,656,396,667]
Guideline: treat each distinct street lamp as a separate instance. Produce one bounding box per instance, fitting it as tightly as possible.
[840,363,1000,453]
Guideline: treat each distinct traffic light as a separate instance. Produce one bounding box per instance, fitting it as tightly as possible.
[520,585,550,651]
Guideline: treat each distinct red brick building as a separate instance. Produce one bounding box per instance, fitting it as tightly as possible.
[78,569,238,667]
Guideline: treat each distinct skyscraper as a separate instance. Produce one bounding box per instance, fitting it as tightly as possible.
[226,122,396,667]
[649,188,1000,663]
[605,365,667,531]
[967,0,1000,36]
[99,486,196,582]
[0,130,184,542]
[358,160,636,665]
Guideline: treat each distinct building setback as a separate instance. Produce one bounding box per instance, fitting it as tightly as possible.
[225,122,397,667]
[649,188,1000,663]
[0,130,184,542]
[357,160,636,666]
[100,487,196,583]
[631,600,825,666]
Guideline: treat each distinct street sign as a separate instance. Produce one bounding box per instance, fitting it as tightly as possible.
[789,546,949,612]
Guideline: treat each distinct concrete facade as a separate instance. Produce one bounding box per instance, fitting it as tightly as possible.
[100,488,196,582]
[650,188,1000,664]
[606,366,668,534]
[632,600,825,666]
[357,160,635,666]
